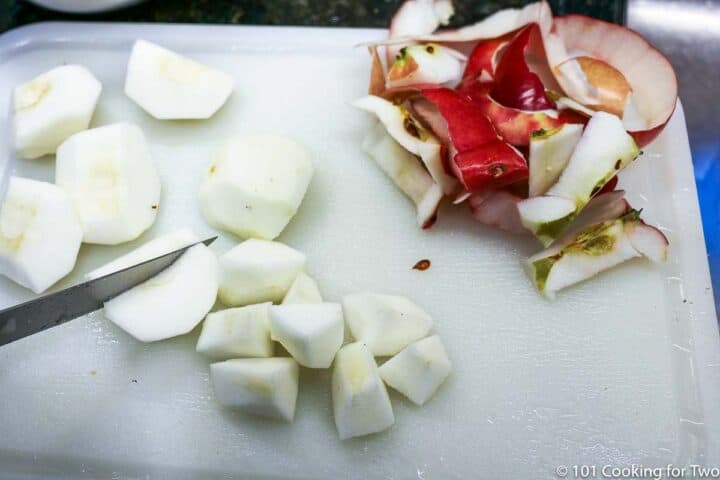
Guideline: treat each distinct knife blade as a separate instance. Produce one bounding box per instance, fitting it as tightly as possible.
[0,236,217,346]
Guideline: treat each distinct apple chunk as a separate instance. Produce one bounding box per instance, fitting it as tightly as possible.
[0,177,82,294]
[13,65,101,159]
[56,123,161,245]
[211,358,299,422]
[196,303,273,360]
[342,293,433,356]
[103,243,219,342]
[281,272,323,304]
[218,239,306,306]
[199,134,314,240]
[125,39,233,120]
[379,335,451,406]
[332,342,394,440]
[269,303,344,368]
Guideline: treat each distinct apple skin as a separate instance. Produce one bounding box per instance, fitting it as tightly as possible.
[461,32,514,84]
[490,25,553,111]
[462,82,585,147]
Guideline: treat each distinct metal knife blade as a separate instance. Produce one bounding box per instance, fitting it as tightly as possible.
[0,236,217,346]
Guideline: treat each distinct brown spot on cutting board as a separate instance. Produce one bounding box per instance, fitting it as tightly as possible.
[412,259,431,271]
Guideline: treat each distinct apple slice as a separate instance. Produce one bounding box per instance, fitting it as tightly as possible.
[55,123,161,245]
[125,40,233,120]
[13,65,102,160]
[218,239,306,307]
[210,358,299,422]
[518,112,639,244]
[525,209,669,298]
[0,177,82,294]
[198,134,314,240]
[342,292,433,356]
[528,123,583,197]
[281,272,323,304]
[361,121,443,229]
[468,188,528,234]
[103,243,219,342]
[196,303,273,360]
[352,95,457,195]
[379,335,451,406]
[85,228,198,281]
[269,303,344,368]
[550,15,678,146]
[387,44,466,89]
[332,342,395,440]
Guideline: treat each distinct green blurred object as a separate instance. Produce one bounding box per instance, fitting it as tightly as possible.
[0,0,625,32]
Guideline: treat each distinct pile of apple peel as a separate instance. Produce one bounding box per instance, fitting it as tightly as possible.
[355,0,677,298]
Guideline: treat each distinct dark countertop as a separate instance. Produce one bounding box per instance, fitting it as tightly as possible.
[0,0,625,32]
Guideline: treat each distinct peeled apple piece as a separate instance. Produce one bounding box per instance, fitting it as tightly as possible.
[525,210,669,298]
[379,335,451,406]
[55,123,161,245]
[361,121,443,229]
[218,239,306,307]
[332,342,395,440]
[210,357,299,422]
[282,272,323,304]
[103,243,219,342]
[85,228,198,280]
[342,293,433,356]
[13,65,102,160]
[269,303,344,369]
[124,39,234,120]
[0,177,82,294]
[196,303,273,360]
[199,134,313,240]
[519,112,640,245]
[387,44,465,89]
[528,124,583,197]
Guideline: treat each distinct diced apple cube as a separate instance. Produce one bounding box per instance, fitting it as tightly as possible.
[332,342,394,440]
[210,357,299,422]
[196,303,273,360]
[218,239,306,306]
[269,303,344,368]
[379,335,451,406]
[342,293,433,356]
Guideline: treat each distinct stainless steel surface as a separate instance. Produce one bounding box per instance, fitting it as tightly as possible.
[0,236,216,346]
[628,0,720,315]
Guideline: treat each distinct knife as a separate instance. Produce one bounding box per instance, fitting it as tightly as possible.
[0,236,217,346]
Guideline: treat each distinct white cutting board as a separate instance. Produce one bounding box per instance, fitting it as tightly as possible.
[0,23,718,480]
